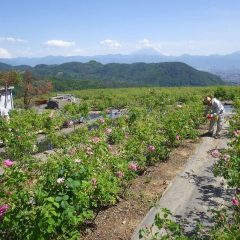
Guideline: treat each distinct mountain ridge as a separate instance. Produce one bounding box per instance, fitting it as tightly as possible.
[0,61,224,91]
[1,49,240,70]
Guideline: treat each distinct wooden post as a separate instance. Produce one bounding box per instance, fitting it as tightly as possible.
[4,82,7,108]
[10,89,14,109]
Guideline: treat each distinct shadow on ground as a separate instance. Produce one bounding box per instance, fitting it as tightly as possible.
[175,164,234,236]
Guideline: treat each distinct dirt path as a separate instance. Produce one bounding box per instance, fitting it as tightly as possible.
[131,111,234,239]
[82,135,207,240]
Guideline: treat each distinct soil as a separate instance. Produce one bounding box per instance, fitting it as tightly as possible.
[82,126,207,240]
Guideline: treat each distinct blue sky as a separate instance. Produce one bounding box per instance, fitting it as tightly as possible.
[0,0,240,58]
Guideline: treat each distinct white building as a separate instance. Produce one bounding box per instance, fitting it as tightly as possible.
[0,86,14,110]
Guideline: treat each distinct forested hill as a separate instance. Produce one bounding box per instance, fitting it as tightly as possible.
[0,61,224,90]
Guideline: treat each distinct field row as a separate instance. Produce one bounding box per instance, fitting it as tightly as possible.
[0,86,239,239]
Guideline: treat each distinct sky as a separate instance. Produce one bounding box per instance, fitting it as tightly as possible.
[0,0,240,58]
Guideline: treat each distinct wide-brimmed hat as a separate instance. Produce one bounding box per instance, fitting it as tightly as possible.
[203,96,212,105]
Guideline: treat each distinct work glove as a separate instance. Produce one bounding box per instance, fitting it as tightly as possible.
[206,114,218,121]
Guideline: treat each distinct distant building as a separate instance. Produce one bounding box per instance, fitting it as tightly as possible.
[46,94,76,109]
[0,86,14,110]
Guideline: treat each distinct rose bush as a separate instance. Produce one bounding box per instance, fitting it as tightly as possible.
[0,87,226,239]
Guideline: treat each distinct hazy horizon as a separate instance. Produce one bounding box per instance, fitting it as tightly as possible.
[2,48,240,60]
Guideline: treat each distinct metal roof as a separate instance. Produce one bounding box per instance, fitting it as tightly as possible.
[0,86,14,91]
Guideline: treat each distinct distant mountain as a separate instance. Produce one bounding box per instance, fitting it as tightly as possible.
[0,62,32,72]
[0,62,13,71]
[131,48,164,56]
[0,61,224,91]
[1,50,240,70]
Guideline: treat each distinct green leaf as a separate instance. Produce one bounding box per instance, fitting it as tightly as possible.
[46,197,55,203]
[52,202,60,208]
[62,195,69,201]
[55,196,62,202]
[61,200,67,209]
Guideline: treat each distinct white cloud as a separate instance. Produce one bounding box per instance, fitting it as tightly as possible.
[100,39,121,48]
[0,48,11,58]
[0,37,26,43]
[138,38,152,48]
[137,38,162,50]
[44,39,76,48]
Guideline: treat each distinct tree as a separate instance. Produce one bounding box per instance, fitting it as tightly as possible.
[23,70,34,109]
[22,70,53,109]
[0,71,21,108]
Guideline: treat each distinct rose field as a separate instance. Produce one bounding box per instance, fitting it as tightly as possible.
[0,86,240,239]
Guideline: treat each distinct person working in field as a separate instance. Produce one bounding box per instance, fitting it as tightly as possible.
[0,106,10,121]
[203,96,225,138]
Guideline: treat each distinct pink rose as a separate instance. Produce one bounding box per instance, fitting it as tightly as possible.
[233,130,240,137]
[211,149,221,158]
[148,145,155,152]
[99,118,105,124]
[91,178,97,186]
[116,171,124,179]
[0,205,10,218]
[3,159,14,168]
[176,135,181,141]
[105,128,112,135]
[128,162,138,171]
[222,154,230,161]
[86,147,93,155]
[68,148,76,156]
[231,198,239,206]
[91,137,100,143]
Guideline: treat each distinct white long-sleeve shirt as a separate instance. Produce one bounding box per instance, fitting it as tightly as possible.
[211,98,224,114]
[206,98,224,115]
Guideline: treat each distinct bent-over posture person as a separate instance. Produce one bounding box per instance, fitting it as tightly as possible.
[203,96,225,138]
